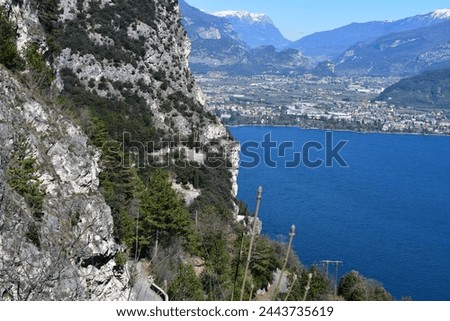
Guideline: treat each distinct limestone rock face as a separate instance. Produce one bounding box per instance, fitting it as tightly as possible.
[0,0,240,300]
[0,66,132,300]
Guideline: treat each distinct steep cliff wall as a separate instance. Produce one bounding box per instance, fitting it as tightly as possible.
[0,0,240,300]
[0,65,132,300]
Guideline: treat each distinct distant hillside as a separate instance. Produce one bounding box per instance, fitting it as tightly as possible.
[334,20,450,76]
[213,10,292,49]
[289,9,450,62]
[376,68,450,109]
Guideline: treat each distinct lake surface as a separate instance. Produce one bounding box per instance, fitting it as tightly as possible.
[229,126,450,301]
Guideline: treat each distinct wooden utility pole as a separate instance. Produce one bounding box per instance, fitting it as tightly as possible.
[334,261,342,296]
[321,260,330,278]
[231,231,245,301]
[272,225,296,300]
[302,273,313,301]
[284,274,299,301]
[321,260,343,296]
[195,210,198,231]
[239,186,263,301]
[134,205,140,263]
[249,284,255,301]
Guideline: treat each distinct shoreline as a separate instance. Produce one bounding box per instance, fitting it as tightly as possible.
[230,125,450,300]
[226,123,450,138]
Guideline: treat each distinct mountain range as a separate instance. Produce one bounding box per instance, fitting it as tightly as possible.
[179,0,310,75]
[179,0,248,68]
[212,10,292,49]
[181,2,450,78]
[334,19,450,76]
[290,9,450,62]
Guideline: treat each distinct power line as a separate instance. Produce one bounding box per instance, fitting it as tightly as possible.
[320,260,343,296]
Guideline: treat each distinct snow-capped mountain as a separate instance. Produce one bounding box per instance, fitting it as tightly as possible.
[180,1,450,77]
[179,0,249,69]
[212,10,292,49]
[213,10,274,24]
[429,8,450,19]
[397,8,450,27]
[179,0,310,75]
[334,19,450,76]
[289,9,450,62]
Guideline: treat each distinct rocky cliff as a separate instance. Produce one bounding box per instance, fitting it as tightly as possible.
[0,0,239,300]
[0,64,131,300]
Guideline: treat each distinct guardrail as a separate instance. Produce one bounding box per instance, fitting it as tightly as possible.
[150,282,168,301]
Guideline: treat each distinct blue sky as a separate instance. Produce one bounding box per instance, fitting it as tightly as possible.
[184,0,450,40]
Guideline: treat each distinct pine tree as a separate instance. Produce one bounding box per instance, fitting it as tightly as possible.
[138,169,191,255]
[0,7,24,70]
[140,169,189,232]
[168,264,204,301]
[7,135,45,220]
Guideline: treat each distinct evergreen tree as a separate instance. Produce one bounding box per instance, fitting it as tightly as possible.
[202,231,233,300]
[7,135,45,220]
[250,236,280,291]
[168,264,204,301]
[0,7,24,70]
[284,267,331,301]
[138,169,191,255]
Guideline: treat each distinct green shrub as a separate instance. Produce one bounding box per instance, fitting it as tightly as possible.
[196,206,234,300]
[24,42,55,88]
[168,264,204,301]
[283,266,331,301]
[338,270,393,301]
[7,135,46,220]
[0,7,24,70]
[114,251,128,269]
[31,0,60,33]
[25,222,41,249]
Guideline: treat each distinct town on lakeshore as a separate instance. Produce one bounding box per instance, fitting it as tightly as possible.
[197,73,450,135]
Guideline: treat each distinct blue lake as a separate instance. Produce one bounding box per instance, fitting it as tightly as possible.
[229,126,450,301]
